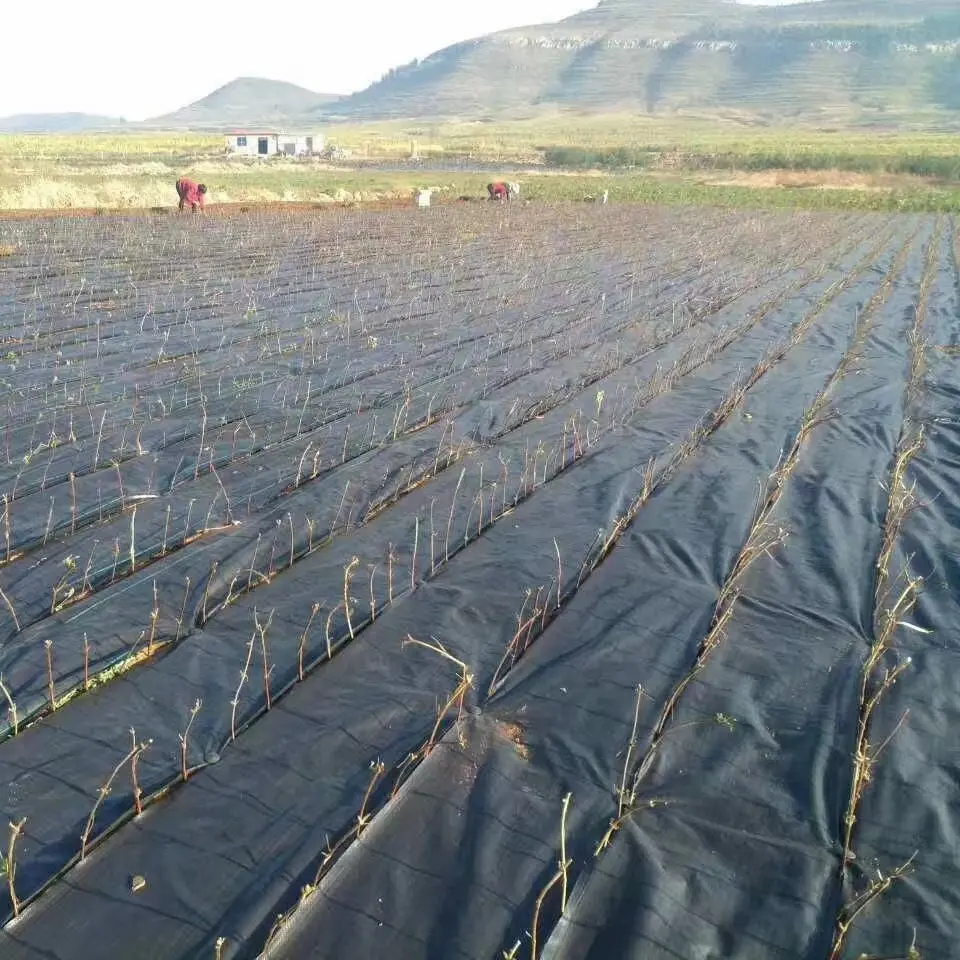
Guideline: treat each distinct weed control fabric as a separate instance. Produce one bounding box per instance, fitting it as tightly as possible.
[0,205,956,960]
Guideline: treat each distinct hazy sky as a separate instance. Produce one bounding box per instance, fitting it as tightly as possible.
[0,0,808,120]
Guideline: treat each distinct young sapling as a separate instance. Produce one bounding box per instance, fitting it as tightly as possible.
[255,609,275,710]
[530,794,574,960]
[129,728,151,816]
[179,698,203,781]
[81,737,145,859]
[411,518,419,590]
[298,603,321,682]
[368,566,378,622]
[324,603,342,661]
[147,580,159,655]
[0,675,17,738]
[5,818,26,919]
[344,558,360,639]
[176,576,191,642]
[829,854,918,960]
[231,628,257,742]
[402,635,473,753]
[445,468,466,562]
[44,639,55,711]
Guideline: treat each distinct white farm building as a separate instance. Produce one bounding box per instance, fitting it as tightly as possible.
[225,132,325,157]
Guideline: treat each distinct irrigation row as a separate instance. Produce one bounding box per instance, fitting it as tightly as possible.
[828,216,944,960]
[517,222,933,960]
[0,219,854,726]
[242,226,913,958]
[0,225,875,926]
[0,210,834,471]
[0,220,781,517]
[0,232,795,641]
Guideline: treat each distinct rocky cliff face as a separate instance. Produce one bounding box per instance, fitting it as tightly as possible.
[321,0,960,123]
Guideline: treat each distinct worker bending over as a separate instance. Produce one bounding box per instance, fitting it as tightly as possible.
[176,178,208,212]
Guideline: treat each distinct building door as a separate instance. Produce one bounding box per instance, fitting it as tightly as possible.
[258,137,270,155]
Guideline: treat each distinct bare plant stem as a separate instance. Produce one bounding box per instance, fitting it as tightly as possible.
[147,580,159,655]
[179,698,202,781]
[298,603,320,682]
[81,742,140,859]
[445,468,466,562]
[332,481,350,534]
[69,472,77,535]
[324,603,341,661]
[344,557,359,640]
[92,410,105,471]
[287,513,293,567]
[369,566,378,622]
[619,684,644,818]
[553,538,562,611]
[828,854,918,960]
[201,561,218,624]
[255,609,275,710]
[487,590,540,696]
[128,505,137,573]
[1,496,10,563]
[176,576,191,642]
[560,792,572,913]
[0,584,19,634]
[231,629,257,742]
[411,517,419,591]
[356,759,386,836]
[130,728,151,816]
[839,408,927,869]
[6,818,26,918]
[195,406,207,480]
[44,640,55,711]
[247,535,261,591]
[402,635,473,752]
[530,866,568,960]
[0,675,17,737]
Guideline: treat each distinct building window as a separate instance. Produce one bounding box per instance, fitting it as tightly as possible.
[236,136,247,147]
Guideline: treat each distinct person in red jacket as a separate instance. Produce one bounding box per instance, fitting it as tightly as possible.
[175,178,207,212]
[487,181,508,201]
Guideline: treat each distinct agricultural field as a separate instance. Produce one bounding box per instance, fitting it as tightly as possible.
[6,122,960,212]
[0,201,956,960]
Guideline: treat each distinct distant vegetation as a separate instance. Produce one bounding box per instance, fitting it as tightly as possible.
[542,144,960,180]
[541,147,655,170]
[2,118,960,212]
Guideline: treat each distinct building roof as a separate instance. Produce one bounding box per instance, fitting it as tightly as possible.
[226,131,320,137]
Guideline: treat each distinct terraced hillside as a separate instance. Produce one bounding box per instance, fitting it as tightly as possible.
[0,205,958,959]
[326,0,960,123]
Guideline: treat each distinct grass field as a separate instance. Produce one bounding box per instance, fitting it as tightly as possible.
[3,116,960,211]
[0,201,956,959]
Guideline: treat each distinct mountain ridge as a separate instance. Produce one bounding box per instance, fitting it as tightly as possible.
[144,77,343,130]
[6,2,960,132]
[318,0,960,123]
[0,112,127,133]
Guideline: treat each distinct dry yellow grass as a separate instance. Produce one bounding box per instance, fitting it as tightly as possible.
[0,245,16,257]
